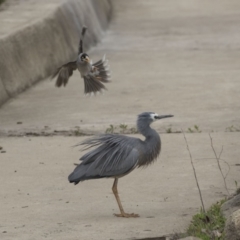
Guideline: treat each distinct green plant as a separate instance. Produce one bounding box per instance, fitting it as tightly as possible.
[166,127,172,133]
[74,127,83,136]
[235,180,238,189]
[234,181,240,195]
[105,124,138,134]
[129,127,138,134]
[225,125,240,132]
[187,200,226,240]
[194,125,201,132]
[188,125,201,133]
[105,124,115,134]
[188,128,194,133]
[119,124,128,133]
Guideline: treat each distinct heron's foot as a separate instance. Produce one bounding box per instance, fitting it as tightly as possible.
[114,212,139,218]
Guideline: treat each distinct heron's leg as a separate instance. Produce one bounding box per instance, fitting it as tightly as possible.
[112,178,139,218]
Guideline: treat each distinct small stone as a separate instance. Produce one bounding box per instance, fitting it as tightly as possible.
[224,209,240,240]
[221,194,240,218]
[212,230,221,237]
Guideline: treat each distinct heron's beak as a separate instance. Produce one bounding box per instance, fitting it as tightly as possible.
[84,56,90,63]
[156,114,174,119]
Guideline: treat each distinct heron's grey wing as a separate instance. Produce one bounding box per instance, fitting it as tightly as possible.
[52,61,77,87]
[68,135,141,184]
[78,26,87,54]
[87,148,139,178]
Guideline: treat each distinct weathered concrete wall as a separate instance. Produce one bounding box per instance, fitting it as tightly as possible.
[0,0,112,106]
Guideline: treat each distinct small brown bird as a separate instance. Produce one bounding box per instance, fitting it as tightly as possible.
[52,27,111,95]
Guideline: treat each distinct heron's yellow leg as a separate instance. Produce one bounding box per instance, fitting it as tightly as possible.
[112,178,139,218]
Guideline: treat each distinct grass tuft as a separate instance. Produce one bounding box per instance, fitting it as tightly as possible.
[188,125,202,133]
[187,199,226,240]
[105,124,138,134]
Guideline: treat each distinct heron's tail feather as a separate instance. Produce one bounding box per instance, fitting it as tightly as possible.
[83,76,107,95]
[68,163,104,184]
[68,164,89,184]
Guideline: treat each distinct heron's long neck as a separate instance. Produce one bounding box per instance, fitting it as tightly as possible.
[137,121,154,138]
[137,121,161,167]
[138,125,160,146]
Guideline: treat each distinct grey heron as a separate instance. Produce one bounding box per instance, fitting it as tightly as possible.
[52,27,111,95]
[68,112,173,218]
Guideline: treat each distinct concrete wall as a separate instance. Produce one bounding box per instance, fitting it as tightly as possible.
[0,0,112,106]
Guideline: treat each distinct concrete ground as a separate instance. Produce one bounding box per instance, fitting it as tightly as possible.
[0,134,239,240]
[1,0,240,239]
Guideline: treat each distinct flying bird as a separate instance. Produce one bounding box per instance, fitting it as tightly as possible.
[68,112,173,218]
[52,27,111,95]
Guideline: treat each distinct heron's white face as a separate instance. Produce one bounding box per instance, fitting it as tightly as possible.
[150,113,159,121]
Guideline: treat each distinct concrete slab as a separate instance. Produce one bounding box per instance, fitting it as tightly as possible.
[0,0,111,105]
[0,77,9,104]
[0,133,239,240]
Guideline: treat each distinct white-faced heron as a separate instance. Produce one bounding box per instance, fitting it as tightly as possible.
[68,112,173,218]
[52,27,111,95]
